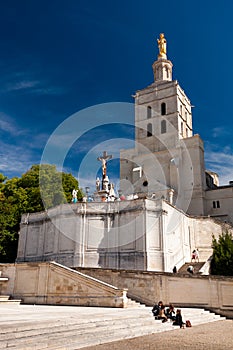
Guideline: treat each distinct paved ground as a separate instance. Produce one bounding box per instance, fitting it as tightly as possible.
[0,304,232,349]
[83,319,233,350]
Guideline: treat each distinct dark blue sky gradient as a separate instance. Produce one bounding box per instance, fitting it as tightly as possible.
[0,0,233,191]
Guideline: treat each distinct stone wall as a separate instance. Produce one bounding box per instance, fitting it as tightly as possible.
[17,199,233,273]
[1,262,233,317]
[76,267,233,318]
[161,201,233,270]
[0,262,128,308]
[17,200,160,270]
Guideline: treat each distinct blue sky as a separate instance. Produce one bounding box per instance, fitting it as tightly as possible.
[0,0,233,192]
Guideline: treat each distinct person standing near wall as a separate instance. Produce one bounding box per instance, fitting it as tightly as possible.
[191,249,196,262]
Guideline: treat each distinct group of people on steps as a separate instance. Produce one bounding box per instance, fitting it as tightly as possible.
[152,301,188,328]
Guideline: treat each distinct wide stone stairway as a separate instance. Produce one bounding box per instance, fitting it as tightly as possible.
[0,304,225,350]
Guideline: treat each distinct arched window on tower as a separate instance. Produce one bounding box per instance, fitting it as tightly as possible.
[213,201,220,208]
[161,120,166,134]
[147,123,152,137]
[161,103,166,115]
[147,106,152,119]
[181,122,184,136]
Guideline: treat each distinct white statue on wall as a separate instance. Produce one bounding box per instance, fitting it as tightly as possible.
[72,189,78,203]
[96,177,100,191]
[109,183,115,198]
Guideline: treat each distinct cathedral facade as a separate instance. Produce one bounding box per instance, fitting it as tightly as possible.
[17,34,233,272]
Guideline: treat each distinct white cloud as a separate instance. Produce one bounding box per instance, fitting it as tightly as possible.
[31,86,67,96]
[0,140,37,176]
[0,113,25,136]
[1,73,67,96]
[205,149,233,185]
[24,132,50,150]
[211,126,232,138]
[0,113,51,177]
[77,175,96,192]
[5,80,39,92]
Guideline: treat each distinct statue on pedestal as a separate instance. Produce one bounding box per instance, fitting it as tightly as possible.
[95,151,116,202]
[109,183,115,197]
[96,177,100,191]
[103,176,109,192]
[72,189,78,203]
[97,151,112,190]
[157,33,167,59]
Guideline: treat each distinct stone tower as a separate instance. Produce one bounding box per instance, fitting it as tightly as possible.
[120,33,206,215]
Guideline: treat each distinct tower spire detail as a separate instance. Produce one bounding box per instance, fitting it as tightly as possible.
[152,32,172,82]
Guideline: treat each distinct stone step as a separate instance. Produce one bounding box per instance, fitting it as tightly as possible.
[0,295,21,305]
[0,321,156,349]
[2,316,226,350]
[0,318,178,350]
[0,305,226,350]
[0,307,153,331]
[126,298,146,308]
[0,313,155,341]
[0,299,21,305]
[0,312,156,346]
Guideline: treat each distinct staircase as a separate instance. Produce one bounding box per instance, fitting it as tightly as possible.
[0,275,21,305]
[0,304,225,350]
[178,262,205,274]
[126,297,146,308]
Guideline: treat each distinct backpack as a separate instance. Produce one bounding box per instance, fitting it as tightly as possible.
[186,320,192,327]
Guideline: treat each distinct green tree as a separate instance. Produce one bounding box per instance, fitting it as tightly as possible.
[0,165,82,262]
[18,164,82,211]
[0,173,7,184]
[0,178,21,262]
[211,231,233,276]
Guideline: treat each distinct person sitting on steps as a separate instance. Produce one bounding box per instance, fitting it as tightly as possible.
[173,309,185,328]
[159,304,168,323]
[165,303,176,321]
[152,301,168,323]
[152,300,163,319]
[187,265,194,274]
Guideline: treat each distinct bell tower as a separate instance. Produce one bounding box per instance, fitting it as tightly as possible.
[120,33,206,216]
[134,33,193,154]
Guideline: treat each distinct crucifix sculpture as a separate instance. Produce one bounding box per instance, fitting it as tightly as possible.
[97,151,112,179]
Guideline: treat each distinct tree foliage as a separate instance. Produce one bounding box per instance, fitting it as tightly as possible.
[0,164,82,262]
[211,231,233,276]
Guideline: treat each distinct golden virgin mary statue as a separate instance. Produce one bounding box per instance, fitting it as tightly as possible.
[157,33,167,59]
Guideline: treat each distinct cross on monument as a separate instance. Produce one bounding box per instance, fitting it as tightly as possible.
[97,151,112,180]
